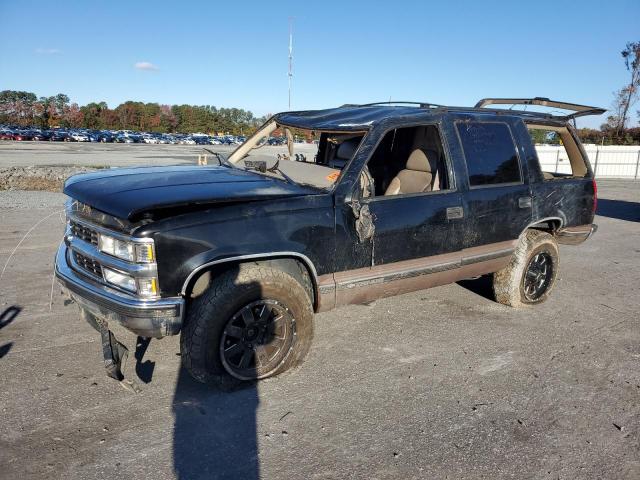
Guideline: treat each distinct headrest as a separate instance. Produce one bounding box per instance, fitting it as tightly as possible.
[406,149,438,173]
[336,139,360,160]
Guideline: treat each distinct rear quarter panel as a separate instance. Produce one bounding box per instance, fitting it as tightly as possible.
[531,179,596,227]
[512,120,596,228]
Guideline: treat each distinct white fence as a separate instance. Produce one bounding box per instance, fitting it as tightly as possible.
[535,145,640,179]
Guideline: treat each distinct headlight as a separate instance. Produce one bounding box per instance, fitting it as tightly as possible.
[103,267,159,298]
[98,234,155,263]
[99,234,134,261]
[103,267,137,292]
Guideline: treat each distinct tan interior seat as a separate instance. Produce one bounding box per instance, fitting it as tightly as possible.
[384,149,440,196]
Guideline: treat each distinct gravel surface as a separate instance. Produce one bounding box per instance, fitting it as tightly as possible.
[0,189,66,209]
[0,141,222,168]
[0,180,639,479]
[0,166,98,192]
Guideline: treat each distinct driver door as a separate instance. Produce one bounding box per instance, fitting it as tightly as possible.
[332,123,466,306]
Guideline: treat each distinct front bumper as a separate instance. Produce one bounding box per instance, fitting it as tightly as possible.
[55,242,184,338]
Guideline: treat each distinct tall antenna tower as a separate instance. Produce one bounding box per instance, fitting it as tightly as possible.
[288,17,293,110]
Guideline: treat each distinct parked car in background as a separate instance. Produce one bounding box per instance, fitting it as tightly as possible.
[0,123,254,146]
[33,130,52,141]
[268,136,285,145]
[115,134,135,143]
[97,132,114,143]
[0,130,15,140]
[69,132,90,142]
[50,130,69,142]
[12,130,34,141]
[193,136,210,145]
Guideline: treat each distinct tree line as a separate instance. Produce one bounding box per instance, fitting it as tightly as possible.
[0,90,269,135]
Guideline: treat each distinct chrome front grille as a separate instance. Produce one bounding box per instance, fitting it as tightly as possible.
[73,251,103,278]
[65,212,159,299]
[70,220,99,245]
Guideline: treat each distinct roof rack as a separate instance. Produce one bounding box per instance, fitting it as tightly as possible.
[342,97,606,122]
[342,101,443,109]
[474,97,606,119]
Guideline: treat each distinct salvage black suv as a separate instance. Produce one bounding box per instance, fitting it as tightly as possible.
[55,97,602,385]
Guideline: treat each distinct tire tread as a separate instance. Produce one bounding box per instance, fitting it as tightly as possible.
[181,264,313,385]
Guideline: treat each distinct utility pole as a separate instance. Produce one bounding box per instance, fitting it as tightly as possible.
[288,17,293,110]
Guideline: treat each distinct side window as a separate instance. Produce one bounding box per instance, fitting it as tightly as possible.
[456,122,521,187]
[362,125,451,198]
[526,124,588,179]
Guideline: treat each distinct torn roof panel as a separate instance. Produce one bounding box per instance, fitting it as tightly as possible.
[274,105,424,131]
[273,98,606,130]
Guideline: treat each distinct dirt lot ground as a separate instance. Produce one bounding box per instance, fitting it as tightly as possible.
[0,144,639,479]
[0,141,235,168]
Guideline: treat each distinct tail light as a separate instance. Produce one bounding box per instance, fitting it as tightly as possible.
[592,179,597,213]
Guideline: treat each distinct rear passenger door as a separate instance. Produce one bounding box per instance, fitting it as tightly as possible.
[453,119,532,249]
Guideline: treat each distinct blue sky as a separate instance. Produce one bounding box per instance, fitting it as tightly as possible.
[1,0,638,127]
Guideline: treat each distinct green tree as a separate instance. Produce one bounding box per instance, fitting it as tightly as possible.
[609,41,640,137]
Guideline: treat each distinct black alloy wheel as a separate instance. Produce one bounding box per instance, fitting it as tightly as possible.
[522,252,553,301]
[219,299,296,380]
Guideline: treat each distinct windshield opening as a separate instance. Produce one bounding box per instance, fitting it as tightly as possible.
[227,120,366,190]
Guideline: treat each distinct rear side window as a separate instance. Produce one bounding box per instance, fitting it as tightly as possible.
[526,124,588,179]
[456,122,521,187]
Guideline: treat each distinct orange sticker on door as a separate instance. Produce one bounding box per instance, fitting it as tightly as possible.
[326,171,340,182]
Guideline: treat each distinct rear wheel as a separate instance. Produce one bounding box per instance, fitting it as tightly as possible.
[180,264,314,385]
[493,229,559,307]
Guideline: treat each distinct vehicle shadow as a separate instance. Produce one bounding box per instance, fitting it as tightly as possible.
[0,343,11,359]
[0,306,21,360]
[134,336,155,383]
[597,199,640,223]
[0,305,21,330]
[457,275,496,302]
[172,272,261,480]
[172,372,260,480]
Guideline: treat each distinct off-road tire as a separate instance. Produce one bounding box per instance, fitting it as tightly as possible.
[493,229,559,307]
[180,264,314,385]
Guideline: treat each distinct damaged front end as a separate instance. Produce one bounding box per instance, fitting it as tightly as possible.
[80,309,129,381]
[55,202,184,383]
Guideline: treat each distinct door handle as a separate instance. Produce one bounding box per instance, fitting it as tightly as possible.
[518,196,532,209]
[446,206,464,220]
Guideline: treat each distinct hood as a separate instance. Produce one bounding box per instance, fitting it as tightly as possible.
[64,165,317,220]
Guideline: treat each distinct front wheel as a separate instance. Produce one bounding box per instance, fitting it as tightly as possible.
[180,264,314,385]
[493,229,559,307]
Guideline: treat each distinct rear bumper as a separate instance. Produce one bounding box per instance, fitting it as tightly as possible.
[555,223,598,245]
[55,242,184,338]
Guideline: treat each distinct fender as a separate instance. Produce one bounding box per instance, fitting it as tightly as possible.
[520,216,564,236]
[180,251,320,299]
